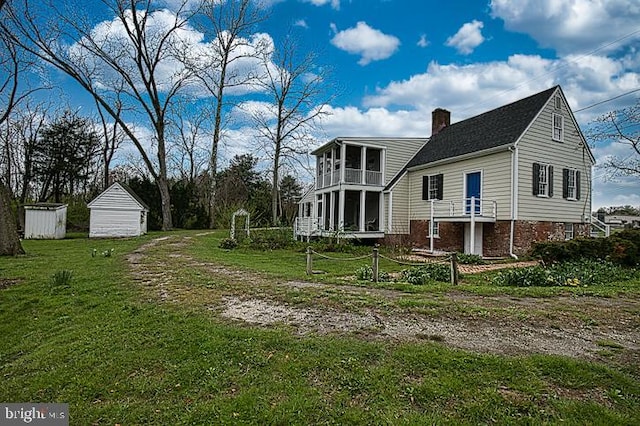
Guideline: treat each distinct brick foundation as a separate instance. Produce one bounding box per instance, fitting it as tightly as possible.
[409,220,463,252]
[404,219,591,258]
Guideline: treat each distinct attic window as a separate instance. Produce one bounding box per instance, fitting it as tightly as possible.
[554,95,562,110]
[552,113,564,142]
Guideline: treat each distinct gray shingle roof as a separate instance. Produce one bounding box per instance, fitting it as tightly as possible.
[406,86,559,168]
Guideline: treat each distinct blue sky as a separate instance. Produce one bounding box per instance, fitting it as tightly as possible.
[41,0,640,210]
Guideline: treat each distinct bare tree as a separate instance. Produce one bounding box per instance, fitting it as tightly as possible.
[168,99,210,183]
[94,95,124,190]
[189,0,267,227]
[249,35,333,225]
[588,100,640,179]
[2,0,200,229]
[1,101,50,231]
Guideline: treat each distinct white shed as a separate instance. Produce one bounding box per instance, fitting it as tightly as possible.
[24,203,68,239]
[88,182,149,238]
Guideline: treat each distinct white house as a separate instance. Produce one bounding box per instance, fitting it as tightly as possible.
[295,86,597,257]
[88,182,149,238]
[24,203,67,239]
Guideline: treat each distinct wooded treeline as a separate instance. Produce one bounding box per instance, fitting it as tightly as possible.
[0,0,322,242]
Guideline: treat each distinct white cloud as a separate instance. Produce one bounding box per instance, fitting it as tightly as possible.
[318,106,429,138]
[294,19,309,29]
[305,0,340,9]
[445,20,485,55]
[490,0,640,54]
[330,21,400,66]
[362,54,640,120]
[417,34,429,48]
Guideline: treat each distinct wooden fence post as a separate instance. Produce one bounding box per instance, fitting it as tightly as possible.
[450,252,459,285]
[306,246,313,275]
[372,246,379,283]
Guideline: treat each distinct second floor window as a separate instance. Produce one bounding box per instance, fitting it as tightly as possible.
[533,163,553,197]
[552,113,564,141]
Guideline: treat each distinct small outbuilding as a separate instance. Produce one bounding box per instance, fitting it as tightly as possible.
[88,182,149,238]
[24,203,68,239]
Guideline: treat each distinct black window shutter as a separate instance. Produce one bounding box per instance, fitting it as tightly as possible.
[436,174,444,200]
[576,171,581,200]
[422,176,429,200]
[562,168,569,199]
[532,163,540,195]
[548,165,554,197]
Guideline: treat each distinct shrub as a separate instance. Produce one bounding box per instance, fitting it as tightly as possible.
[456,252,486,265]
[492,259,638,287]
[243,228,297,250]
[530,229,640,266]
[401,263,451,285]
[219,238,238,250]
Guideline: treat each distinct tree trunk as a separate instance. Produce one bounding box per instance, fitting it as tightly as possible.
[156,176,173,231]
[0,182,24,256]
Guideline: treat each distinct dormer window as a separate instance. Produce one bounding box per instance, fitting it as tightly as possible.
[552,113,564,142]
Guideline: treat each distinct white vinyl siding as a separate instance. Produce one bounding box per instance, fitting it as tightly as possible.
[90,209,144,238]
[88,183,147,238]
[388,174,410,234]
[517,92,593,222]
[408,150,513,221]
[24,206,67,239]
[383,139,429,184]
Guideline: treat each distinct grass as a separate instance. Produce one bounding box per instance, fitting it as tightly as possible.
[1,230,639,424]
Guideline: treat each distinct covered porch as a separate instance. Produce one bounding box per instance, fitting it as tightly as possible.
[294,189,385,239]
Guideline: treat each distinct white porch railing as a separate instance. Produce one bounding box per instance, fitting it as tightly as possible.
[344,168,362,184]
[590,215,611,237]
[294,217,320,237]
[365,170,383,186]
[430,198,497,220]
[317,168,384,187]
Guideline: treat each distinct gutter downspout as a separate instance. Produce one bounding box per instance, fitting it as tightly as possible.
[509,145,519,260]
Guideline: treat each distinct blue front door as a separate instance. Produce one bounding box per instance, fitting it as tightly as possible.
[465,172,481,214]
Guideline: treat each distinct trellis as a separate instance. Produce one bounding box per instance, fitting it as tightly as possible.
[230,209,250,240]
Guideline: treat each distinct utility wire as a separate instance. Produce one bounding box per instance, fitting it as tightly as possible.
[456,27,640,116]
[574,88,640,113]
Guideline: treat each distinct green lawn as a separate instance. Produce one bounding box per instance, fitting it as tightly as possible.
[1,230,638,425]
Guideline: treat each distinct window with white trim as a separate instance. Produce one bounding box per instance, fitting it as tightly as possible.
[533,163,553,197]
[429,176,439,200]
[563,168,579,200]
[428,220,440,238]
[564,223,574,240]
[552,113,564,141]
[421,174,443,200]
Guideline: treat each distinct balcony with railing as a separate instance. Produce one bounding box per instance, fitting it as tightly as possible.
[429,197,497,222]
[316,144,384,189]
[316,168,384,188]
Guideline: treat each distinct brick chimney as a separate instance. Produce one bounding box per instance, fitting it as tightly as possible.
[431,108,450,135]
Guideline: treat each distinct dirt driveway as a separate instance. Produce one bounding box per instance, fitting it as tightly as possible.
[128,235,640,369]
